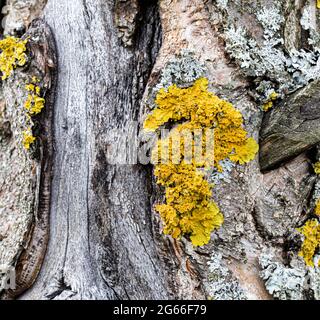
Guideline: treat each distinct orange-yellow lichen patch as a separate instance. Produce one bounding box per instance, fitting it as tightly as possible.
[297,219,320,267]
[22,77,45,150]
[154,163,224,246]
[24,83,45,115]
[22,129,36,150]
[0,36,28,80]
[315,200,320,216]
[144,77,258,246]
[263,92,278,112]
[313,162,320,175]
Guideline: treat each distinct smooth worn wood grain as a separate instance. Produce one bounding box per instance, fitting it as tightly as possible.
[21,0,173,300]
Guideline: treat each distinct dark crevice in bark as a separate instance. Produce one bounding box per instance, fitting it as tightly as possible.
[0,0,5,34]
[298,0,311,50]
[251,206,278,243]
[45,273,73,300]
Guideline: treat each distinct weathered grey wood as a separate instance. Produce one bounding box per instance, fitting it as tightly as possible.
[260,79,320,171]
[21,0,175,300]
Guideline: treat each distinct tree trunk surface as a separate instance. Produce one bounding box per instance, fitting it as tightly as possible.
[0,0,320,300]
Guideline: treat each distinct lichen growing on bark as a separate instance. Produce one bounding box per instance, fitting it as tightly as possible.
[315,200,320,216]
[22,128,36,150]
[144,50,207,114]
[309,259,320,299]
[0,19,55,297]
[259,252,306,300]
[314,160,320,217]
[0,36,46,151]
[24,80,45,115]
[314,162,320,175]
[312,172,320,219]
[22,77,45,150]
[206,252,247,300]
[144,77,258,246]
[297,219,320,267]
[259,251,320,300]
[0,36,27,80]
[217,1,320,108]
[0,87,36,291]
[262,92,278,112]
[153,50,206,92]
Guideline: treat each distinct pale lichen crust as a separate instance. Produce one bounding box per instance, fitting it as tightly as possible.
[259,251,320,300]
[215,1,320,111]
[206,253,247,300]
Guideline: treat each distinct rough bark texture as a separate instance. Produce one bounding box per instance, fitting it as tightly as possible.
[0,18,55,299]
[260,79,320,171]
[0,0,320,300]
[1,0,47,35]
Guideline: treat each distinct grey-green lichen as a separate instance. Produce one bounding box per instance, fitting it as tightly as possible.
[154,49,206,92]
[259,251,320,300]
[206,253,247,300]
[215,0,320,108]
[259,252,306,300]
[300,2,320,49]
[209,159,235,185]
[309,256,320,300]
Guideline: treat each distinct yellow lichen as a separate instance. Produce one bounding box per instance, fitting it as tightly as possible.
[22,129,36,150]
[317,0,320,9]
[262,92,278,112]
[24,83,45,115]
[315,200,320,216]
[154,163,224,246]
[313,162,320,175]
[144,77,259,246]
[0,36,44,151]
[0,36,28,80]
[31,76,40,83]
[22,77,45,150]
[297,219,320,267]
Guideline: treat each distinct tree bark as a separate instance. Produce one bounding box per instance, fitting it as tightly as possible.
[260,79,320,171]
[1,0,320,300]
